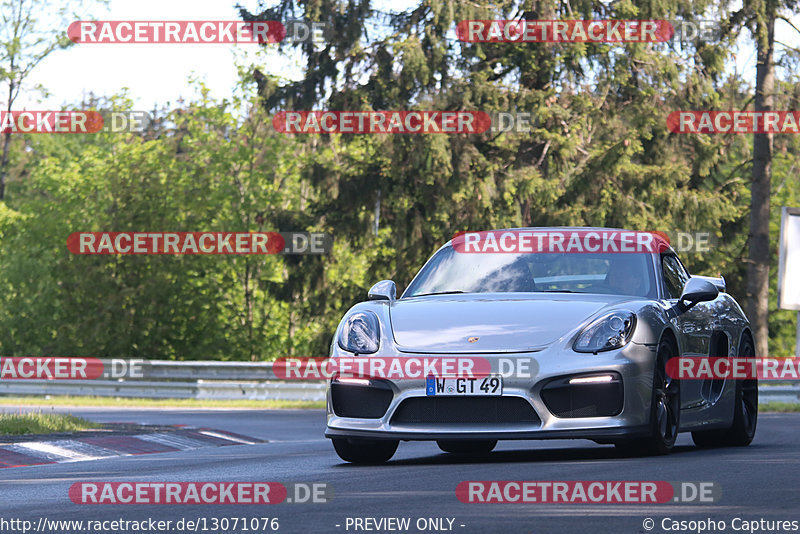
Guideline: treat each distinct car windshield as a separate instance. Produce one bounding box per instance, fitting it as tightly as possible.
[403,246,656,298]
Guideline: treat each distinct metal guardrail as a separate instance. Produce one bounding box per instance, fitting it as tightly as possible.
[0,360,324,401]
[757,385,800,404]
[0,359,795,403]
[140,360,279,381]
[0,380,326,401]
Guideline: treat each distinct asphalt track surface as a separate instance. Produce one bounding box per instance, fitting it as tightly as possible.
[0,407,797,534]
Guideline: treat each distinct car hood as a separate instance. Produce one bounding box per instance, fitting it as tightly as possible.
[389,293,632,353]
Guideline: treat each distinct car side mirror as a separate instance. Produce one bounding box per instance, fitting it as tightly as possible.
[368,280,396,301]
[675,277,719,313]
[691,274,726,293]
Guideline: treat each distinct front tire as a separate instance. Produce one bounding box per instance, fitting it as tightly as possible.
[331,438,398,464]
[616,336,681,456]
[692,335,758,448]
[437,440,497,455]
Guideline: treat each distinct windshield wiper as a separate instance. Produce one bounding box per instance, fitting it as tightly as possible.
[537,289,580,293]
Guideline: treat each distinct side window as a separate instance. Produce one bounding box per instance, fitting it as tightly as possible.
[661,255,690,299]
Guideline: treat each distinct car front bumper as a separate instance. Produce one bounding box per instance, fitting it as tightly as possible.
[325,341,657,441]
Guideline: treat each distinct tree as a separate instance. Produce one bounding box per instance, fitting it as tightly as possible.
[732,0,798,357]
[0,90,308,361]
[748,1,775,358]
[241,0,747,288]
[0,0,90,200]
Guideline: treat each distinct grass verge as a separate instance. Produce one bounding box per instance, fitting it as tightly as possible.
[0,396,325,410]
[759,402,800,413]
[0,411,95,435]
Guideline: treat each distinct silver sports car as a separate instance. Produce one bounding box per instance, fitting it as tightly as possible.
[325,227,757,463]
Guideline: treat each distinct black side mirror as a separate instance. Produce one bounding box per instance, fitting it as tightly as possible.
[674,277,719,315]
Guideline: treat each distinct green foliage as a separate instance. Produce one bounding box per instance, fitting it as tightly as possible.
[0,1,798,359]
[238,0,800,355]
[0,93,311,360]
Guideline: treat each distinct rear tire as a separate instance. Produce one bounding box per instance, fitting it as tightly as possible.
[692,335,758,448]
[331,438,398,464]
[437,440,497,455]
[616,336,680,456]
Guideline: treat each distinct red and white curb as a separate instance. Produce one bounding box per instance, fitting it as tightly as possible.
[0,427,259,468]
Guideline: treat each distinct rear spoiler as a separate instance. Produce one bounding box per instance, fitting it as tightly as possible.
[692,275,726,293]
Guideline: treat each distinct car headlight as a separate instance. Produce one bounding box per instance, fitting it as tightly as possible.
[573,311,636,353]
[337,311,380,354]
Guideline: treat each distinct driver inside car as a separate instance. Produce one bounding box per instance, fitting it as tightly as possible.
[592,257,647,296]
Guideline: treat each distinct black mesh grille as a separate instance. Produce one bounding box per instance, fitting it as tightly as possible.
[331,382,393,418]
[390,396,539,425]
[540,376,623,418]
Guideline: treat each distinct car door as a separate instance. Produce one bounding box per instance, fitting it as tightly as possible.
[660,253,715,412]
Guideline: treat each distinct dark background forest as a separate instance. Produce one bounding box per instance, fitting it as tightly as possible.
[1,0,799,360]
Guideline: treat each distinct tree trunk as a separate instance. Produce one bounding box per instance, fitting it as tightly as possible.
[746,3,776,358]
[0,78,14,201]
[0,130,10,200]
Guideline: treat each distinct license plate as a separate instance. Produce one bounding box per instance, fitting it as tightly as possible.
[426,376,503,396]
